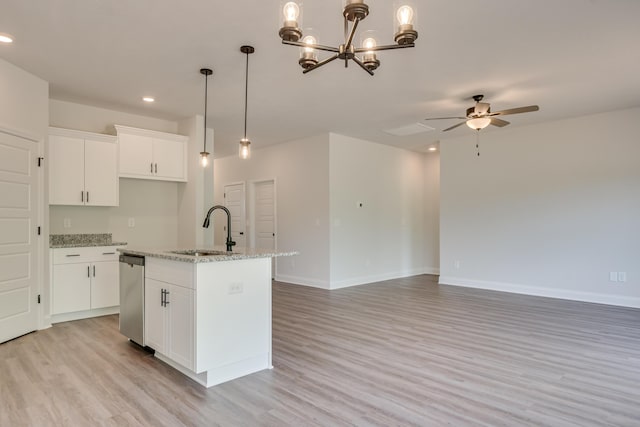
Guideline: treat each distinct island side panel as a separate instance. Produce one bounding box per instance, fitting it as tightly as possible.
[195,257,272,378]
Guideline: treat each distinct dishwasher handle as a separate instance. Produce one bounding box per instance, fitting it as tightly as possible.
[119,254,145,267]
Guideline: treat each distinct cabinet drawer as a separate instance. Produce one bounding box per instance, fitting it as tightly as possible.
[52,246,121,264]
[146,258,194,289]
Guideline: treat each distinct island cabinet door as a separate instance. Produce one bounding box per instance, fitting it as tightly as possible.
[144,278,167,353]
[166,284,195,371]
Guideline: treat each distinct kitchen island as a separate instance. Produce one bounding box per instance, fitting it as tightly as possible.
[118,247,297,387]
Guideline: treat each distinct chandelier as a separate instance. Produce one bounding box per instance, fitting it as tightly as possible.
[278,0,418,76]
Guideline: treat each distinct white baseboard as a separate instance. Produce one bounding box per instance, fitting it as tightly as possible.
[51,306,119,324]
[439,276,640,308]
[276,268,440,290]
[275,274,330,289]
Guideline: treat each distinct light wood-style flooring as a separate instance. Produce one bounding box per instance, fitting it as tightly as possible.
[1,275,640,426]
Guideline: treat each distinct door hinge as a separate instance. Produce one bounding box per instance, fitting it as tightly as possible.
[37,294,41,304]
[37,226,41,235]
[224,193,226,198]
[37,157,44,167]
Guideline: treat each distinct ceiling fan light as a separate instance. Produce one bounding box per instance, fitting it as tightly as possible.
[466,117,491,130]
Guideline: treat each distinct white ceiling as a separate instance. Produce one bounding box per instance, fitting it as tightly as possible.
[2,0,639,158]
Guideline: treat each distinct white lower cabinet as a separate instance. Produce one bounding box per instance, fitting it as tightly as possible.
[51,247,120,321]
[144,278,195,371]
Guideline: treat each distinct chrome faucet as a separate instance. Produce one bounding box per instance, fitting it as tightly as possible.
[202,205,236,252]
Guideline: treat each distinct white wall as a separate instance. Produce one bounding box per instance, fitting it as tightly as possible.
[177,116,213,248]
[439,107,640,307]
[329,134,439,288]
[0,59,49,325]
[48,100,182,248]
[214,134,331,287]
[49,99,178,135]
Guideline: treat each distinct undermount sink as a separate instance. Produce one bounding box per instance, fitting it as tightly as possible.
[169,249,231,257]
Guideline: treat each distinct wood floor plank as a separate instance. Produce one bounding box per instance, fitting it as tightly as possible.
[1,275,639,426]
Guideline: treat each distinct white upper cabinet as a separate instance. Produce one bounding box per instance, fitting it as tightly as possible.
[115,125,188,182]
[49,127,119,206]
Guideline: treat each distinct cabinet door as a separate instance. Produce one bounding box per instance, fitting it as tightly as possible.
[84,139,118,206]
[144,278,167,353]
[119,133,153,178]
[52,263,91,314]
[167,284,195,370]
[90,260,119,309]
[49,135,85,205]
[153,138,185,181]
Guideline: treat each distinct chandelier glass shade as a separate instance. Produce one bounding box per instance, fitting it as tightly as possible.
[278,0,418,75]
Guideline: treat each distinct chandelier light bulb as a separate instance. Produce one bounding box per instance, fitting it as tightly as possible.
[303,35,316,53]
[466,117,492,130]
[396,5,414,25]
[363,37,376,51]
[283,2,300,22]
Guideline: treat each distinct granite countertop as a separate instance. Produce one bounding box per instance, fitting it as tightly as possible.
[50,233,127,248]
[118,246,298,263]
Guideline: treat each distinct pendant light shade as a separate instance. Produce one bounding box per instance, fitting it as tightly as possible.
[200,68,213,167]
[239,45,254,160]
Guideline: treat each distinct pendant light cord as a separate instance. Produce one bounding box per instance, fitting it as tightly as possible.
[203,73,208,151]
[243,51,249,140]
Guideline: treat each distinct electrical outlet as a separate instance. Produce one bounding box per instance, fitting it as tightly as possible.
[609,272,618,282]
[618,272,627,282]
[228,282,243,295]
[63,218,71,228]
[127,217,135,228]
[454,260,461,269]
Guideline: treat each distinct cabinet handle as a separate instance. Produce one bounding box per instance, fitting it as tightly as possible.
[81,191,84,202]
[87,266,90,278]
[86,191,90,203]
[155,163,158,174]
[150,162,153,173]
[93,265,96,277]
[164,290,170,305]
[160,289,164,306]
[102,252,115,255]
[66,254,80,257]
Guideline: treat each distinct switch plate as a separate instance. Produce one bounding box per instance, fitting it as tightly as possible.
[128,218,135,228]
[228,282,243,295]
[618,272,627,282]
[609,272,618,282]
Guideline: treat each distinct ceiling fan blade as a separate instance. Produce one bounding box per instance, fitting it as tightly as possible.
[490,118,510,127]
[424,116,467,121]
[442,121,467,132]
[491,105,539,116]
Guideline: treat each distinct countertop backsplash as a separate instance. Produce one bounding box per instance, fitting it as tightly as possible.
[50,233,127,248]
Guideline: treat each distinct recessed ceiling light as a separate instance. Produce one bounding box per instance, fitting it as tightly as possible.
[428,146,437,152]
[142,97,155,103]
[0,33,14,43]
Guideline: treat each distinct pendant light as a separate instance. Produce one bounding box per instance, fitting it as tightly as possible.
[199,68,213,167]
[239,45,254,160]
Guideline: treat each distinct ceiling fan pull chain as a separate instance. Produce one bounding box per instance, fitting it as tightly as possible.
[476,130,481,157]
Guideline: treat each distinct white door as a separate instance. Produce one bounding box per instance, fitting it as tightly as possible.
[153,138,184,180]
[224,183,246,248]
[84,138,118,206]
[253,181,276,276]
[144,278,167,353]
[167,284,194,370]
[0,130,39,343]
[48,134,84,205]
[51,263,91,314]
[90,261,119,309]
[118,133,153,177]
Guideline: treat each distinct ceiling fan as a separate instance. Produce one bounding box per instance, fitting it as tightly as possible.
[425,95,540,132]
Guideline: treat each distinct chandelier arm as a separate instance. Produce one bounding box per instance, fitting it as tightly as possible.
[354,43,415,53]
[345,17,361,48]
[282,40,340,53]
[351,56,375,76]
[302,54,340,74]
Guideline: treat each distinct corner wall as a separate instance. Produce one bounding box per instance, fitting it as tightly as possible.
[329,134,439,288]
[213,134,331,288]
[439,107,640,307]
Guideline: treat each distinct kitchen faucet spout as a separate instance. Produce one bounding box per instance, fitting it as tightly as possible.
[202,205,236,252]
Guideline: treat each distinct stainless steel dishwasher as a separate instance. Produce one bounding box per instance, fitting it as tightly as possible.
[119,254,145,346]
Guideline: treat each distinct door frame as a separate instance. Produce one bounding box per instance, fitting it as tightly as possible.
[247,178,278,277]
